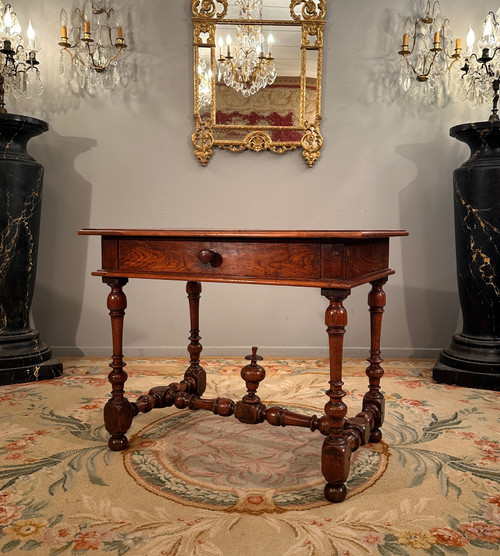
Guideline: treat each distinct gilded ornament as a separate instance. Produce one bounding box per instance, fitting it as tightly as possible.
[246,131,272,151]
[193,21,216,46]
[192,117,214,166]
[301,118,322,167]
[302,21,324,49]
[291,0,326,21]
[191,0,228,19]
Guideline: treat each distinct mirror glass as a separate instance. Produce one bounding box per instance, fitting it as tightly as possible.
[192,0,326,167]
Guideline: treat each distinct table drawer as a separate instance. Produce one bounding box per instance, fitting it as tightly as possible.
[116,239,321,281]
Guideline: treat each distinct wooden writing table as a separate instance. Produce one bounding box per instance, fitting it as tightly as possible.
[79,229,408,503]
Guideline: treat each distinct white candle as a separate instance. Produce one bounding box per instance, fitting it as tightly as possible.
[466,26,475,56]
[267,33,274,56]
[27,21,35,49]
[3,8,12,35]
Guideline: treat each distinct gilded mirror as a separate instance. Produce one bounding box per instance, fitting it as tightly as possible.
[191,0,326,167]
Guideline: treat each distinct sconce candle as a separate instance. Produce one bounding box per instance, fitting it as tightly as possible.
[403,33,409,47]
[3,8,12,34]
[60,8,68,40]
[27,21,35,49]
[466,26,475,55]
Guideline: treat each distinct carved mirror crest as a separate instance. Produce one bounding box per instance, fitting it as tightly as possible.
[191,0,326,167]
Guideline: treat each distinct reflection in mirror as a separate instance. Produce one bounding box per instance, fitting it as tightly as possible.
[192,0,326,167]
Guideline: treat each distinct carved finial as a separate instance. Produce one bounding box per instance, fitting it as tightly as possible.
[245,346,263,364]
[235,347,267,424]
[241,347,265,403]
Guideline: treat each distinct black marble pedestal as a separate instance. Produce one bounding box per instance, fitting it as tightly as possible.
[433,121,500,391]
[0,113,63,385]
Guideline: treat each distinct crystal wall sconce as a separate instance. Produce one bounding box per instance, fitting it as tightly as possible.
[0,1,42,112]
[397,1,461,97]
[457,9,500,120]
[58,0,128,92]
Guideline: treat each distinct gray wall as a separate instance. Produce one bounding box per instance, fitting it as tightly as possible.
[8,0,495,358]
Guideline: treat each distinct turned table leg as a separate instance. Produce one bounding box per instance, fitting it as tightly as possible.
[363,278,387,443]
[321,288,351,503]
[103,278,134,451]
[183,281,206,396]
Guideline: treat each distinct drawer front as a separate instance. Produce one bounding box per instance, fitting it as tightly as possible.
[117,239,321,281]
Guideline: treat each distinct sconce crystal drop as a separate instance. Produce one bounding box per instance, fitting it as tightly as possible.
[0,1,42,112]
[58,0,129,93]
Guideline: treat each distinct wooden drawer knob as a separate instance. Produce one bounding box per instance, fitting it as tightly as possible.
[198,249,223,267]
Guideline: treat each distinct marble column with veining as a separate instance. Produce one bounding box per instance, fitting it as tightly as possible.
[433,121,500,391]
[0,113,62,385]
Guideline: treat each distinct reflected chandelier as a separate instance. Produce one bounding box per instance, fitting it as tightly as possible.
[217,0,276,98]
[58,0,128,92]
[0,1,42,112]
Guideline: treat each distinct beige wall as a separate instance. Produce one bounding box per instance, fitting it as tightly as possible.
[7,0,494,358]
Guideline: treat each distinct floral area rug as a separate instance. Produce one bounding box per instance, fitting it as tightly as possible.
[0,357,499,555]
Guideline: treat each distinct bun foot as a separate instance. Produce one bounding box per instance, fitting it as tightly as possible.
[108,435,128,451]
[369,428,382,443]
[324,483,347,503]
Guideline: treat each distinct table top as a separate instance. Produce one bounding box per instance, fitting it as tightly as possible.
[79,229,408,239]
[81,229,407,289]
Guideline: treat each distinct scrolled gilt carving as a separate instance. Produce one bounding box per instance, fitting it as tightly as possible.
[191,0,228,19]
[291,0,326,21]
[192,117,214,166]
[246,131,272,152]
[302,21,324,49]
[193,21,216,46]
[220,142,298,154]
[301,117,323,167]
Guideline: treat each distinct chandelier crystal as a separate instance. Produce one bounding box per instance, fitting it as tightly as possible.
[0,1,42,112]
[217,0,276,98]
[58,0,128,93]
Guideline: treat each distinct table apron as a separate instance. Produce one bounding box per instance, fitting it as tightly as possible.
[98,237,392,286]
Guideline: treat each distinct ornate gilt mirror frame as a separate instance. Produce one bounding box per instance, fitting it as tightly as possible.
[191,0,326,167]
